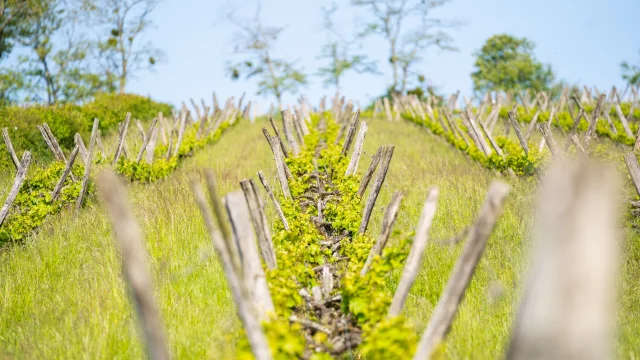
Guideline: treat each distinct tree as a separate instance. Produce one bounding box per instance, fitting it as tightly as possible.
[352,0,456,94]
[621,51,640,86]
[84,0,163,94]
[471,34,555,95]
[0,67,24,105]
[225,5,306,109]
[316,3,376,90]
[18,0,114,104]
[0,0,34,61]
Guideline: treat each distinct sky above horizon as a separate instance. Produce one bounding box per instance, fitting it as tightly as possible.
[126,0,640,111]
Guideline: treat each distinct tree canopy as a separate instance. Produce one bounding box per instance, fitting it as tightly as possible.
[621,50,640,86]
[471,34,555,95]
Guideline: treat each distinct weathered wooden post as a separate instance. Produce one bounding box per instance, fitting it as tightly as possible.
[0,151,31,227]
[507,161,620,360]
[97,169,170,360]
[414,181,510,359]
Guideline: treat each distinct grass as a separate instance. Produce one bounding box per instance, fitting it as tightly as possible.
[0,116,639,359]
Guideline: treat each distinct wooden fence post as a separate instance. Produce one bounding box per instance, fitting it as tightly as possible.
[76,118,99,210]
[225,191,276,321]
[583,94,606,149]
[361,191,403,276]
[257,171,290,231]
[359,145,394,234]
[51,146,79,201]
[345,121,368,176]
[538,121,561,159]
[96,169,170,360]
[0,151,31,227]
[269,118,289,158]
[414,181,510,359]
[506,161,619,359]
[358,146,383,197]
[341,111,360,156]
[113,112,131,165]
[2,128,19,170]
[240,179,277,270]
[281,109,301,156]
[389,188,439,317]
[508,111,529,155]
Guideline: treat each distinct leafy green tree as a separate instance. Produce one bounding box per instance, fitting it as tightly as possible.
[316,3,376,90]
[352,0,457,94]
[0,67,24,105]
[0,0,34,60]
[471,34,555,95]
[621,51,640,86]
[225,5,306,109]
[83,0,164,94]
[18,0,114,104]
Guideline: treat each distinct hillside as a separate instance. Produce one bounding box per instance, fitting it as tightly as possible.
[1,115,639,358]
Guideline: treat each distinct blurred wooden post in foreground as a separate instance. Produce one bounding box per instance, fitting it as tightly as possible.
[97,170,169,360]
[507,161,620,359]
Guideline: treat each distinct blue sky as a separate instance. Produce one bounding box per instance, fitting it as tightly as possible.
[127,0,640,110]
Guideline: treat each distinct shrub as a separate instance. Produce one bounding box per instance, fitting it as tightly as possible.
[0,93,172,170]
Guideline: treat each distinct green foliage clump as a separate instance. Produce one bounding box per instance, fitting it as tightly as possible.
[0,161,85,244]
[0,93,172,170]
[404,112,543,176]
[501,104,640,147]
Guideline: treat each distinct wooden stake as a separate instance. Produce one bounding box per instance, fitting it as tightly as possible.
[76,119,99,210]
[113,113,131,165]
[508,111,529,155]
[74,133,88,164]
[42,123,66,162]
[97,170,169,360]
[240,179,277,270]
[506,162,619,360]
[361,191,403,276]
[136,118,158,164]
[262,128,293,180]
[389,188,439,317]
[203,170,243,278]
[269,118,289,158]
[341,111,360,156]
[0,151,31,227]
[281,109,300,156]
[358,147,383,197]
[51,146,79,202]
[173,109,188,157]
[359,145,394,234]
[414,181,510,358]
[616,103,634,138]
[225,191,275,321]
[257,171,289,231]
[538,120,561,159]
[583,94,606,149]
[570,135,587,157]
[524,110,541,141]
[2,128,19,170]
[624,152,640,197]
[38,125,61,161]
[346,121,368,176]
[146,126,159,164]
[383,97,393,122]
[96,128,107,159]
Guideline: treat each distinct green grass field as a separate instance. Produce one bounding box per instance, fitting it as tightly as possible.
[1,116,639,359]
